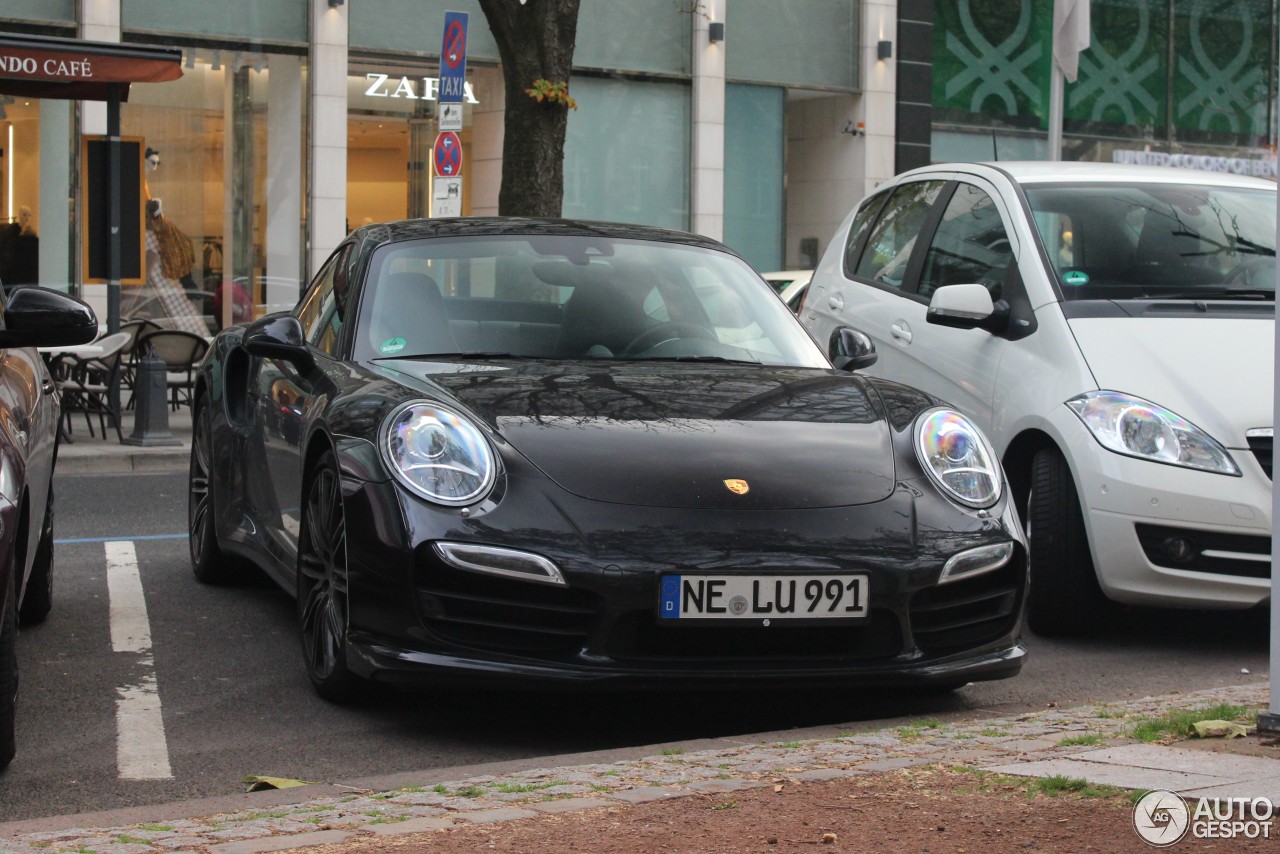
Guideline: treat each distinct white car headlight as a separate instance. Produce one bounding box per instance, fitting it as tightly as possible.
[1066,391,1240,476]
[915,408,1002,508]
[381,401,497,505]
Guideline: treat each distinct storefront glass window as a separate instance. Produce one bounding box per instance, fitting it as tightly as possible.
[562,77,690,232]
[0,97,43,288]
[122,48,307,331]
[344,62,498,225]
[724,84,783,273]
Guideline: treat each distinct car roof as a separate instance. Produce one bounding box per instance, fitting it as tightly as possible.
[349,216,737,254]
[897,160,1277,191]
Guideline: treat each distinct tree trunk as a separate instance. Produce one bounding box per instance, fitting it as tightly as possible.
[478,0,581,218]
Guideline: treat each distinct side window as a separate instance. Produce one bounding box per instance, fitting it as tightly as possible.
[842,191,888,275]
[853,181,946,288]
[918,183,1013,301]
[296,247,352,354]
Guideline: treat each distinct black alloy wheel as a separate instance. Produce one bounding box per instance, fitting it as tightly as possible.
[189,398,241,584]
[297,451,356,702]
[1025,446,1106,637]
[18,489,55,627]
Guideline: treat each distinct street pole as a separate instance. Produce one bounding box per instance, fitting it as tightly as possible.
[1048,65,1064,162]
[1263,63,1280,737]
[106,83,123,418]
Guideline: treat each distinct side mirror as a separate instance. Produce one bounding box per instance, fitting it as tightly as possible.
[243,314,314,370]
[926,283,1009,332]
[0,287,98,348]
[828,326,877,372]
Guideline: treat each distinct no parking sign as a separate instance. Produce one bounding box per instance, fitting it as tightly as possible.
[433,131,462,177]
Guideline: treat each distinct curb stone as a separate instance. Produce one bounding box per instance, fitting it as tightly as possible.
[0,681,1269,854]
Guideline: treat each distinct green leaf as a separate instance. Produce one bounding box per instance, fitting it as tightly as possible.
[1190,720,1251,739]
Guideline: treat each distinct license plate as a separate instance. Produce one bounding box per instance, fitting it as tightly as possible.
[659,574,869,622]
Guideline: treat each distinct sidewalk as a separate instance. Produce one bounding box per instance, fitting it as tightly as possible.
[0,682,1273,853]
[55,404,192,475]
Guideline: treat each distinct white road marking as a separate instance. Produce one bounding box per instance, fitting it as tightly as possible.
[106,540,174,780]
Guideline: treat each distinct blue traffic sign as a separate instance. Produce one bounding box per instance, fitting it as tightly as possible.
[438,11,468,106]
[433,131,462,177]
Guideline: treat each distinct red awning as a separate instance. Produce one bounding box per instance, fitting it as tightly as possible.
[0,32,182,101]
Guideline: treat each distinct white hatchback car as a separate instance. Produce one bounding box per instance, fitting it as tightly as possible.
[801,162,1274,635]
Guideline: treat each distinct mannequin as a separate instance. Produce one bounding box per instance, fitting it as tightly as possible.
[139,199,208,336]
[144,147,161,201]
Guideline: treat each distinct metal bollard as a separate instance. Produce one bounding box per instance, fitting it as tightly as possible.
[122,347,181,446]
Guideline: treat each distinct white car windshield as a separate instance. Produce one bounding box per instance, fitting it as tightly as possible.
[1024,183,1276,301]
[356,234,829,368]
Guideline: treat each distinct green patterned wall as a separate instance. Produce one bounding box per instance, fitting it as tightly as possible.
[933,0,1276,148]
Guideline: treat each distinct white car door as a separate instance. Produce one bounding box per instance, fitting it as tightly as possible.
[805,179,949,388]
[807,174,1024,431]
[881,175,1024,430]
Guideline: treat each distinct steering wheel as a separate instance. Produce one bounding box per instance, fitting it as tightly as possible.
[623,322,715,355]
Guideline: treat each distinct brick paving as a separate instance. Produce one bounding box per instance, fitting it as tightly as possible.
[1,681,1270,854]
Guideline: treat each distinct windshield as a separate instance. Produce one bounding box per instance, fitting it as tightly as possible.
[1024,183,1276,301]
[354,234,829,368]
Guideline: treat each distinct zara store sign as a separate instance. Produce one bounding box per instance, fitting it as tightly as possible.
[363,73,479,104]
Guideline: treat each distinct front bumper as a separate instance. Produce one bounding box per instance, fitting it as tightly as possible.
[338,473,1028,688]
[1059,417,1272,609]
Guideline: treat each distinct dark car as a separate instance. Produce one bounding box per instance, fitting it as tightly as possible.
[188,218,1027,702]
[1,286,99,771]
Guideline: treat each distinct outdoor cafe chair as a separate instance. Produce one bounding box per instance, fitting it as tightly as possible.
[135,329,210,411]
[55,330,133,442]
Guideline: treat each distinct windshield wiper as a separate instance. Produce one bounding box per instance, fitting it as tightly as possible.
[1233,237,1276,257]
[375,351,553,360]
[1140,288,1274,301]
[633,355,764,365]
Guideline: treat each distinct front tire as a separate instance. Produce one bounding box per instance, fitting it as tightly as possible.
[298,451,357,703]
[1025,447,1106,636]
[18,490,55,627]
[189,398,243,584]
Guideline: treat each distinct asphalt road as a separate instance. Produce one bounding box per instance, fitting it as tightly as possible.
[3,470,1269,822]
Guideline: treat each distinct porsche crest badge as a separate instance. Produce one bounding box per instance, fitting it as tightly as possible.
[723,479,750,495]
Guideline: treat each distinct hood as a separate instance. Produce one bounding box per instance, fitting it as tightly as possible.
[1067,314,1274,446]
[376,361,898,510]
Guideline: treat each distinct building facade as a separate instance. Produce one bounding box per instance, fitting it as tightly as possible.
[0,1,1274,323]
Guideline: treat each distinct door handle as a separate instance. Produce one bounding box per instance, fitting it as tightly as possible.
[890,322,913,344]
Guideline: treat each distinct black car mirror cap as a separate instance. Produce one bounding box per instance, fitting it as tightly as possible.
[243,314,315,370]
[0,286,98,348]
[926,283,1010,333]
[829,326,877,372]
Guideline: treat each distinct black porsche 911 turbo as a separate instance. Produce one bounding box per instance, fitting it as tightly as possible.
[188,218,1028,701]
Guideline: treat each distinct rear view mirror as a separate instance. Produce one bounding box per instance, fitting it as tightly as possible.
[243,314,315,370]
[926,283,1008,332]
[829,326,877,372]
[0,287,98,348]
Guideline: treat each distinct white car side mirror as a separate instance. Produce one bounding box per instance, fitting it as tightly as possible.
[927,283,1000,330]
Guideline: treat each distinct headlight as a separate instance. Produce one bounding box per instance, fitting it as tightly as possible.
[381,401,497,505]
[915,408,1002,508]
[1066,391,1240,476]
